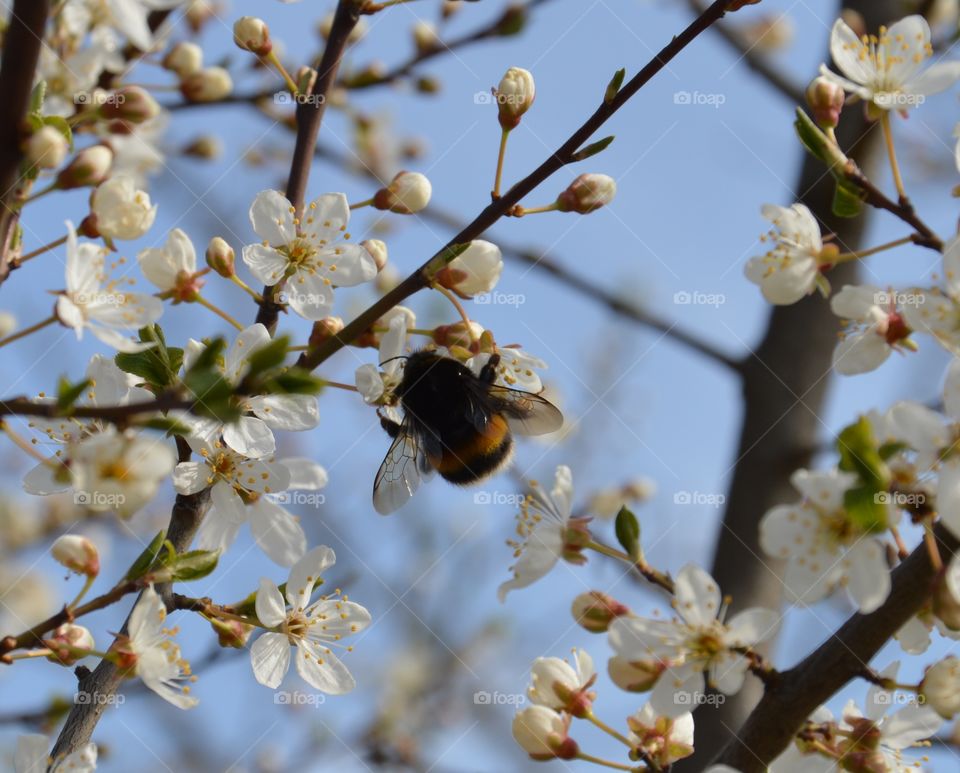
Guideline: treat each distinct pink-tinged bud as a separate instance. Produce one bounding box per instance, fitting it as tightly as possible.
[806,76,845,129]
[210,617,252,649]
[373,171,432,214]
[205,236,235,277]
[607,656,664,692]
[571,591,630,633]
[360,239,388,273]
[309,316,345,349]
[556,173,616,214]
[98,86,160,124]
[181,67,233,103]
[435,239,503,298]
[182,135,222,159]
[920,657,960,719]
[412,21,440,55]
[233,16,272,56]
[51,534,99,576]
[512,706,578,760]
[56,145,113,189]
[24,125,68,170]
[432,321,484,351]
[163,41,203,78]
[496,67,535,130]
[46,623,94,666]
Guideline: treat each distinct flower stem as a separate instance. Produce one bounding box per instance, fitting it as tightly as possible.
[924,520,943,572]
[493,128,510,198]
[585,712,634,748]
[18,234,67,263]
[318,378,359,392]
[513,202,560,217]
[193,295,244,330]
[266,51,300,95]
[0,422,48,462]
[881,111,907,200]
[349,198,374,210]
[575,752,635,771]
[889,524,909,560]
[21,183,57,205]
[0,315,56,349]
[433,284,478,344]
[68,574,96,611]
[230,274,263,303]
[830,235,914,264]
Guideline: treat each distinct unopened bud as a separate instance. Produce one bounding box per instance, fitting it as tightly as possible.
[373,171,432,214]
[25,125,68,170]
[432,321,484,350]
[46,623,94,666]
[163,41,203,78]
[556,173,616,214]
[56,145,113,189]
[233,16,272,56]
[210,617,252,649]
[296,66,318,96]
[435,239,503,297]
[361,239,388,272]
[412,21,440,54]
[309,317,345,349]
[415,76,441,94]
[571,591,630,633]
[496,66,535,130]
[806,76,845,129]
[607,656,664,692]
[98,86,160,124]
[51,534,99,576]
[182,135,222,159]
[186,0,216,32]
[181,67,233,103]
[205,237,235,277]
[739,15,793,53]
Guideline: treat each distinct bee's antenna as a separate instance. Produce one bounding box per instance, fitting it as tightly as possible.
[378,354,409,368]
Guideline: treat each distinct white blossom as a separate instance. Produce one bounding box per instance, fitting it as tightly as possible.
[830,284,914,375]
[15,733,97,773]
[745,203,825,305]
[89,176,156,240]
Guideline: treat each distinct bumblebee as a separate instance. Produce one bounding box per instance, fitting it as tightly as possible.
[373,350,564,514]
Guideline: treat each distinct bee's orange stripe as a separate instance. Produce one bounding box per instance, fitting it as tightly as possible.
[429,414,510,475]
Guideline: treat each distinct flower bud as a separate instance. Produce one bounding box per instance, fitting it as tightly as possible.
[512,706,578,761]
[205,236,235,277]
[181,67,233,103]
[296,66,318,97]
[233,16,271,56]
[556,173,616,214]
[56,145,113,189]
[806,76,845,129]
[98,86,160,124]
[46,623,94,666]
[607,656,664,692]
[210,617,252,649]
[186,0,215,32]
[51,534,99,576]
[412,21,440,54]
[309,316,345,349]
[496,67,535,130]
[373,171,432,214]
[360,239,388,273]
[90,176,156,240]
[435,240,503,298]
[182,135,222,159]
[528,650,596,717]
[163,41,203,78]
[921,657,960,718]
[432,321,484,350]
[24,125,68,170]
[571,591,630,633]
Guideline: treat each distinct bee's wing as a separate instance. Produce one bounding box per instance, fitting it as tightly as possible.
[489,386,564,436]
[372,420,434,515]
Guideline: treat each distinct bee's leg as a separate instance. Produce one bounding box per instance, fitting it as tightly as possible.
[478,353,501,385]
[377,410,402,438]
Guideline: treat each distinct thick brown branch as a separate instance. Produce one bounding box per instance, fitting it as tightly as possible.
[713,525,960,771]
[0,392,194,422]
[298,0,741,371]
[0,0,52,288]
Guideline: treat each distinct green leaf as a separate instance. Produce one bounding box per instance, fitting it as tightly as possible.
[41,115,73,149]
[186,337,226,375]
[571,135,614,163]
[56,376,91,411]
[832,177,863,218]
[139,416,193,436]
[843,484,890,534]
[244,335,290,376]
[794,107,831,164]
[264,368,325,395]
[29,81,46,114]
[169,549,220,582]
[604,69,626,104]
[124,530,166,581]
[114,325,183,388]
[614,505,642,562]
[836,416,890,492]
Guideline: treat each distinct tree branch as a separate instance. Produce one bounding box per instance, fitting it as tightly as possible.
[298,0,743,371]
[0,0,52,288]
